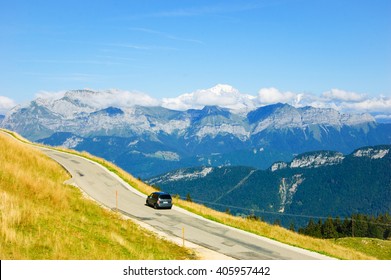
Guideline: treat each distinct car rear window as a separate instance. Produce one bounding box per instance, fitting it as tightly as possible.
[159,194,171,199]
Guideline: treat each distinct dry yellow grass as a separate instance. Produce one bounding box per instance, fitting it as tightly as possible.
[0,132,196,260]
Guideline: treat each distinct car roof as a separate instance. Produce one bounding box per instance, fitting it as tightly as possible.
[152,191,170,195]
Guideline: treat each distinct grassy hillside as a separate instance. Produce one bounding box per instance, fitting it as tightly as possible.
[0,132,196,259]
[335,238,391,260]
[2,130,390,260]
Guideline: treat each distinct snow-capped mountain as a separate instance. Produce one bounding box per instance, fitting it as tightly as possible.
[2,89,377,140]
[2,88,390,178]
[162,84,257,114]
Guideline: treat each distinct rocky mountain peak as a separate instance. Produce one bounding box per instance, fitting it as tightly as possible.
[270,151,345,171]
[247,103,287,124]
[289,151,345,169]
[353,146,390,159]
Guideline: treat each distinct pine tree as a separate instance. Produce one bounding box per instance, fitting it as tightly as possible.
[303,218,317,236]
[314,219,323,238]
[342,217,351,237]
[289,221,296,232]
[333,216,343,237]
[322,217,338,239]
[354,214,369,237]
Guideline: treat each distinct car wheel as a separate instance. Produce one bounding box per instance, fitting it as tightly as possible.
[154,203,158,209]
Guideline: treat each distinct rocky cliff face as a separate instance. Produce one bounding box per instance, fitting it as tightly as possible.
[2,89,390,178]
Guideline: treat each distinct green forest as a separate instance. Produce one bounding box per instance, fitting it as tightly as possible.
[298,213,391,240]
[149,145,391,231]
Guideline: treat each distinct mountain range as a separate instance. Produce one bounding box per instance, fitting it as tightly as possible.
[147,145,391,229]
[1,88,391,178]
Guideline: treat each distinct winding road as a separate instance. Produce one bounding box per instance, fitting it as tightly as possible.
[4,131,333,260]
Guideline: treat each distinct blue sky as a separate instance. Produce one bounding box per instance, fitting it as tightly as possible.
[0,0,390,114]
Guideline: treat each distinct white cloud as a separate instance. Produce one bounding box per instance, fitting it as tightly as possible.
[162,93,195,111]
[340,96,391,113]
[0,96,17,114]
[374,114,391,123]
[162,84,257,113]
[159,85,391,117]
[255,87,391,116]
[4,85,391,118]
[257,87,303,106]
[104,89,160,108]
[322,89,365,102]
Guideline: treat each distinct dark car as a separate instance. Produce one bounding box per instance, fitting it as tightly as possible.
[146,192,173,209]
